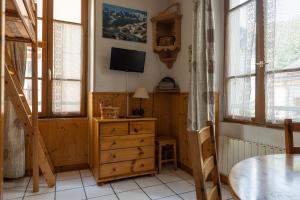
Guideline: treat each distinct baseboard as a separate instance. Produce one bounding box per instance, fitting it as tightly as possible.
[25,163,90,176]
[177,162,193,175]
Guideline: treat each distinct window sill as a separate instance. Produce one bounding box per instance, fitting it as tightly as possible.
[223,118,284,130]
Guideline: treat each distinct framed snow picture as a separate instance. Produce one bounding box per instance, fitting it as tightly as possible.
[102,3,147,43]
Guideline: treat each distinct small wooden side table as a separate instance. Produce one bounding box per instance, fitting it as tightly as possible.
[156,136,177,173]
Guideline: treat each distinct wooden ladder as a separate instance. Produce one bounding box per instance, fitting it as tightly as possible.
[4,58,55,187]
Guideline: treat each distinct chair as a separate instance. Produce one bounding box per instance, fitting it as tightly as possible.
[156,136,177,173]
[284,119,300,154]
[188,121,222,200]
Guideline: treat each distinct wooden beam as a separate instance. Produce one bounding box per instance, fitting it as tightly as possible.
[0,0,5,198]
[32,3,39,193]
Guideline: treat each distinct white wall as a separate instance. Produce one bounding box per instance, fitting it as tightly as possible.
[93,0,171,92]
[167,0,224,92]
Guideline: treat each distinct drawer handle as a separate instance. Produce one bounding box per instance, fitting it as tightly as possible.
[112,168,116,172]
[140,164,144,168]
[138,147,144,155]
[112,141,116,145]
[134,128,138,132]
[112,128,116,132]
[112,154,116,159]
[140,139,144,143]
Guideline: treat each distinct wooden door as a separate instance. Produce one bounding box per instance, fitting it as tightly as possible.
[0,0,5,198]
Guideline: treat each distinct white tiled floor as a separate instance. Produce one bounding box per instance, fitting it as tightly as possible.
[3,168,233,200]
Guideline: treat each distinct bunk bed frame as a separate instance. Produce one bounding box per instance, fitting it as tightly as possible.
[4,0,55,193]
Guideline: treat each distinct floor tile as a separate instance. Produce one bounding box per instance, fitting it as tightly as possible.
[173,169,193,180]
[186,179,195,186]
[134,176,162,188]
[143,184,175,199]
[27,177,48,187]
[3,186,26,200]
[23,192,55,200]
[82,176,97,187]
[117,189,150,200]
[155,172,182,183]
[88,194,118,200]
[56,178,83,191]
[167,180,195,194]
[159,195,182,200]
[179,191,196,200]
[56,170,80,181]
[56,187,86,200]
[25,185,55,196]
[85,184,114,199]
[111,179,139,193]
[80,169,93,177]
[4,177,30,189]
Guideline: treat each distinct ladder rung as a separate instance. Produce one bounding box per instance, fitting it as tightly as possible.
[19,94,24,97]
[8,70,15,75]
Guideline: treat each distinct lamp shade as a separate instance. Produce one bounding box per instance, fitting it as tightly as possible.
[133,87,149,99]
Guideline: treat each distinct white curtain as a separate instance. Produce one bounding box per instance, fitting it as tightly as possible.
[226,1,256,119]
[4,42,27,178]
[265,0,300,123]
[187,0,215,131]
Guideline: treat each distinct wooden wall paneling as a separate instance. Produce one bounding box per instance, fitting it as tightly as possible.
[0,0,4,197]
[129,94,153,117]
[92,93,127,117]
[153,93,172,136]
[25,118,89,172]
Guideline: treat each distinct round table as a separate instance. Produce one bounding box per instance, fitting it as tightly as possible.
[229,154,300,200]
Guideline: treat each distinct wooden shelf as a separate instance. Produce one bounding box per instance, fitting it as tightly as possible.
[151,3,182,69]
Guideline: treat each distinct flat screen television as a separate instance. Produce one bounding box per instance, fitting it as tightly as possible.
[110,47,146,73]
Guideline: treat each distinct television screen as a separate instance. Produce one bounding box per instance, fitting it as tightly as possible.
[110,47,146,73]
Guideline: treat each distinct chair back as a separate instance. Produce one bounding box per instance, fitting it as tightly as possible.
[284,119,300,154]
[188,121,222,200]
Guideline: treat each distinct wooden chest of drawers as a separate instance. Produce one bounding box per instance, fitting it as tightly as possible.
[89,118,156,183]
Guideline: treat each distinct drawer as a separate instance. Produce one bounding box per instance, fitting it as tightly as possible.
[100,158,154,178]
[100,122,128,137]
[100,134,154,150]
[100,146,154,164]
[130,121,155,135]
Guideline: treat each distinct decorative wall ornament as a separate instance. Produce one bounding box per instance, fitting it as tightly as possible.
[102,3,147,43]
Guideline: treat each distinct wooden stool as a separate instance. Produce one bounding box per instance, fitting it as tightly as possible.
[156,136,177,173]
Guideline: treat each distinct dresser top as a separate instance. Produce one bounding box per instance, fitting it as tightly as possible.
[93,117,157,123]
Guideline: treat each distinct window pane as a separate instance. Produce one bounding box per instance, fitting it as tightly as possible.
[230,0,249,9]
[53,0,81,23]
[265,0,300,71]
[53,22,82,80]
[265,0,300,122]
[227,1,256,77]
[24,79,42,112]
[227,77,255,118]
[26,47,43,78]
[37,0,43,18]
[266,72,300,122]
[52,80,81,113]
[38,19,42,42]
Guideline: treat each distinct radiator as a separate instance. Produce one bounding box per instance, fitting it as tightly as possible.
[217,136,285,175]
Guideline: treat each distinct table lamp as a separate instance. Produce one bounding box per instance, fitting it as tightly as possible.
[133,87,149,116]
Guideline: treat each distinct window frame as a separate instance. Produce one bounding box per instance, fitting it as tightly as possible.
[224,0,300,128]
[224,0,266,125]
[37,0,87,117]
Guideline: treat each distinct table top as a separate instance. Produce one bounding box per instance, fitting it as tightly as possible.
[229,154,300,200]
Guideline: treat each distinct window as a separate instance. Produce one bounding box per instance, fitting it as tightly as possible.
[225,0,300,124]
[24,0,87,117]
